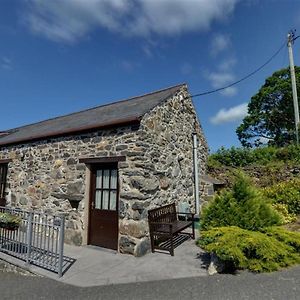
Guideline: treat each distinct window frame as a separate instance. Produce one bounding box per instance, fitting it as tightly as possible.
[0,163,8,202]
[94,166,118,211]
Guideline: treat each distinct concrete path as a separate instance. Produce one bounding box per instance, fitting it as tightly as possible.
[0,237,208,287]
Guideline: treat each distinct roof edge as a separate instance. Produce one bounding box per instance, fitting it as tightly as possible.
[139,83,188,118]
[0,117,140,148]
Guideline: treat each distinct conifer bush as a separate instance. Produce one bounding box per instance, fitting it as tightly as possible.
[201,173,282,231]
[198,173,300,273]
[262,227,300,252]
[198,226,300,272]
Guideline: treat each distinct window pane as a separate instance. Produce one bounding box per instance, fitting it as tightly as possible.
[95,191,102,209]
[0,164,7,199]
[110,191,117,210]
[96,170,102,188]
[110,169,117,189]
[103,170,110,188]
[102,191,109,210]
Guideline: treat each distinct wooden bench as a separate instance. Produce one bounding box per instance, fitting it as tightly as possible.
[148,203,195,256]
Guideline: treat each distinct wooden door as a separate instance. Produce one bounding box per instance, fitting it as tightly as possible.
[88,164,119,250]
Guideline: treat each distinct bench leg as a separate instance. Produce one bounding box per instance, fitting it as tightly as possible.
[192,221,195,240]
[170,234,174,256]
[150,233,155,253]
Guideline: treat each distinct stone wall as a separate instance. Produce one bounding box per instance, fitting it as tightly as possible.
[118,87,208,255]
[0,86,208,256]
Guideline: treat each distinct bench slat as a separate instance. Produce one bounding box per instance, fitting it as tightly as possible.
[154,220,192,234]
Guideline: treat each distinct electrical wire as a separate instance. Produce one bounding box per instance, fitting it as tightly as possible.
[188,41,286,99]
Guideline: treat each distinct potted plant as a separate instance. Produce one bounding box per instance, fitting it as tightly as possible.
[0,212,21,230]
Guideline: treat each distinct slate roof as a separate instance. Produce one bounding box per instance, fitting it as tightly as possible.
[0,84,185,146]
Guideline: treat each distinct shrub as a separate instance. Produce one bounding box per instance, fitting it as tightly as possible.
[272,204,297,224]
[262,227,300,252]
[263,179,300,215]
[198,226,300,272]
[201,173,282,231]
[0,212,21,230]
[208,144,300,168]
[276,144,300,162]
[208,146,254,167]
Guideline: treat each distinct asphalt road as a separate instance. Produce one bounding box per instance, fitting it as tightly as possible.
[1,266,300,300]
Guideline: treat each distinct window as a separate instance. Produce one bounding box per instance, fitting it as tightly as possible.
[0,163,8,200]
[94,167,118,211]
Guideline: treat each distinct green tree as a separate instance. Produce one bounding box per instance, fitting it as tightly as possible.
[236,67,300,147]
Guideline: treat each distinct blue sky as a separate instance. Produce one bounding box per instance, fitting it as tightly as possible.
[0,0,300,152]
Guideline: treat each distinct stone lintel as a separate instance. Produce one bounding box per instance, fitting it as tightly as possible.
[79,156,126,164]
[0,159,12,164]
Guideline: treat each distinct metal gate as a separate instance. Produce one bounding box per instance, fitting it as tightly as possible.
[0,206,66,277]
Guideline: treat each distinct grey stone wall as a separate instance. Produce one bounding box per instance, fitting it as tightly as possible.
[0,86,208,256]
[199,181,215,209]
[118,87,208,255]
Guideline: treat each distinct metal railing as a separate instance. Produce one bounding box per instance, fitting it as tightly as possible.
[0,206,65,277]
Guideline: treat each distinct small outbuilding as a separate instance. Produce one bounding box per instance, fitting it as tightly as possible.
[0,84,208,256]
[200,174,225,207]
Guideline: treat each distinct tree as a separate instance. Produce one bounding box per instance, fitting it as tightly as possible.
[236,67,300,147]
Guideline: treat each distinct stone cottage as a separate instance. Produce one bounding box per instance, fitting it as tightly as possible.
[0,84,208,256]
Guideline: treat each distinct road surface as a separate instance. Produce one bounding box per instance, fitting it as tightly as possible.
[1,265,299,300]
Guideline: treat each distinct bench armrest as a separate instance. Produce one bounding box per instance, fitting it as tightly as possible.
[176,212,195,220]
[176,212,195,216]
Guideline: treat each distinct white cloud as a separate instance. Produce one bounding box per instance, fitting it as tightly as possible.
[257,136,270,144]
[24,0,239,43]
[1,57,12,70]
[210,33,231,56]
[207,71,237,96]
[210,103,248,125]
[206,57,238,96]
[218,57,237,71]
[208,72,234,87]
[220,86,237,96]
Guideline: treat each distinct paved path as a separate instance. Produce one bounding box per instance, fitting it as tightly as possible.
[1,265,299,300]
[0,236,208,286]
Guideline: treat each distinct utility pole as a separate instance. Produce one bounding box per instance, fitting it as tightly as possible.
[287,30,300,145]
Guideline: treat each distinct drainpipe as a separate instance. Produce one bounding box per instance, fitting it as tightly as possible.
[193,132,200,218]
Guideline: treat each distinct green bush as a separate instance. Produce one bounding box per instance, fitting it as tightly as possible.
[208,146,254,167]
[0,212,21,230]
[272,203,297,224]
[263,179,300,215]
[208,144,300,168]
[0,212,21,225]
[262,227,300,252]
[201,173,282,231]
[198,226,300,272]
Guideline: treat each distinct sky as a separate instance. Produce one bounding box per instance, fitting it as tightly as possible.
[1,0,300,152]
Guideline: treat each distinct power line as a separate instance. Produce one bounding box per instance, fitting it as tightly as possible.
[189,41,286,99]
